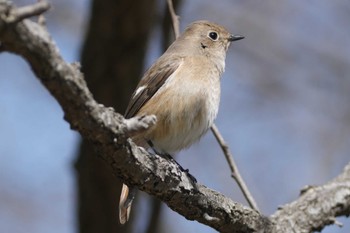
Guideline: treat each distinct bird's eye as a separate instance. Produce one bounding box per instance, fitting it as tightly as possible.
[208,31,218,41]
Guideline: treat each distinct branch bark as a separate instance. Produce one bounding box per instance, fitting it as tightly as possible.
[271,163,350,232]
[0,1,349,232]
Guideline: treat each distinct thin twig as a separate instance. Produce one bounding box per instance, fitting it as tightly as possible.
[37,0,47,26]
[166,0,180,39]
[166,0,259,211]
[210,125,259,211]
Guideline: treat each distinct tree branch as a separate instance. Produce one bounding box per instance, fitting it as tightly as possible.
[0,0,50,23]
[0,1,349,232]
[271,163,350,232]
[211,124,259,211]
[0,1,268,232]
[166,0,180,39]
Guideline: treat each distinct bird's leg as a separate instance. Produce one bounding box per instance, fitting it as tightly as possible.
[162,152,197,183]
[147,140,197,183]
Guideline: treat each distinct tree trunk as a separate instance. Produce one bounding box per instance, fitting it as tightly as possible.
[75,1,156,232]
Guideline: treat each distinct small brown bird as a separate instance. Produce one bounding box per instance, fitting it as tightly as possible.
[119,20,244,224]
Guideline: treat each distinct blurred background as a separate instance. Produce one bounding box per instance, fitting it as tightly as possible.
[0,0,349,232]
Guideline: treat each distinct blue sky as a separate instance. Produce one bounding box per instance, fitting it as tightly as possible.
[0,1,349,233]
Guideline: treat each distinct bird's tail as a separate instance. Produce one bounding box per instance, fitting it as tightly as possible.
[119,184,136,224]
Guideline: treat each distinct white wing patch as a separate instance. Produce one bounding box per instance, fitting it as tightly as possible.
[133,85,147,98]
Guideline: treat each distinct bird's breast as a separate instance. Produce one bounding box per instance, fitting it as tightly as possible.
[138,59,221,154]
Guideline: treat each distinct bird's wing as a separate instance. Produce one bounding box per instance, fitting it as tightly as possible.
[124,57,182,118]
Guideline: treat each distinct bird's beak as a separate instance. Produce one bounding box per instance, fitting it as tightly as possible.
[228,34,245,41]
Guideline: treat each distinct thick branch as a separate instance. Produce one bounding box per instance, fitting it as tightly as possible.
[0,1,349,232]
[271,163,350,232]
[0,1,268,232]
[0,0,50,23]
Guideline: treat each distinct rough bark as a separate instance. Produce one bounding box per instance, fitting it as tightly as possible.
[271,163,350,232]
[0,1,349,233]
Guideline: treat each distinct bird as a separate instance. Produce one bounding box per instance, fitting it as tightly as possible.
[119,20,244,224]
